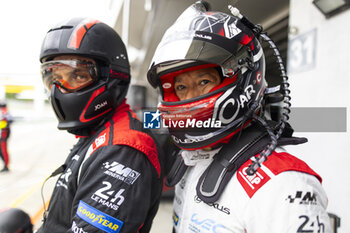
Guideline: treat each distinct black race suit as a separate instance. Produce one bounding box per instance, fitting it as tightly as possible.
[37,102,164,233]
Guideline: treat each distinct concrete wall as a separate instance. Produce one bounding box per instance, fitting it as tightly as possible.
[287,1,349,232]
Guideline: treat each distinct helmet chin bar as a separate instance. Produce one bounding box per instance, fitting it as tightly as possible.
[229,6,292,175]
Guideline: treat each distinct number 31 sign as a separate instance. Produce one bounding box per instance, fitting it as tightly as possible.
[287,28,317,74]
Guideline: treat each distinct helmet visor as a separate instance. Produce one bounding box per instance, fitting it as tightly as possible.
[147,6,258,88]
[41,60,97,93]
[151,31,247,78]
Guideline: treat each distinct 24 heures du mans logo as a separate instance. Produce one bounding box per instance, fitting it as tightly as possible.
[91,181,126,211]
[102,161,141,185]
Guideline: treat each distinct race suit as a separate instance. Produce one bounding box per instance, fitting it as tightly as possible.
[37,102,164,233]
[173,149,332,233]
[0,108,12,169]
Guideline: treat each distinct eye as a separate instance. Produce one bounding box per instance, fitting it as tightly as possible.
[76,74,88,81]
[199,79,210,86]
[175,84,186,91]
[72,71,91,82]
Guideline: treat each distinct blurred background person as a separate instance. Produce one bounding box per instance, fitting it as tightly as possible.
[0,100,13,172]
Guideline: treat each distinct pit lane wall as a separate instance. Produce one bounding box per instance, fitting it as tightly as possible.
[286,1,349,232]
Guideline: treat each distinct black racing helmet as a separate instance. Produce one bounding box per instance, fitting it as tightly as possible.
[40,18,130,132]
[0,208,33,233]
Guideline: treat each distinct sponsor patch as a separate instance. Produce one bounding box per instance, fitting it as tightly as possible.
[162,82,172,89]
[86,130,110,156]
[71,221,87,233]
[57,168,72,190]
[237,162,271,198]
[194,195,230,215]
[172,211,179,226]
[286,191,317,205]
[102,161,140,185]
[76,200,123,233]
[190,213,226,232]
[91,181,125,211]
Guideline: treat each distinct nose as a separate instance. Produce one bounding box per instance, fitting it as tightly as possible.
[54,83,68,94]
[183,88,201,100]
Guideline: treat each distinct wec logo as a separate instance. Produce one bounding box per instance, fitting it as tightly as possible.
[190,213,226,232]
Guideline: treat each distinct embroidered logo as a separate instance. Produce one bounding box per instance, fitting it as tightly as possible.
[286,191,317,205]
[56,168,72,189]
[91,181,125,211]
[86,130,109,156]
[102,161,140,185]
[237,164,271,198]
[76,201,123,233]
[172,211,179,226]
[95,133,107,147]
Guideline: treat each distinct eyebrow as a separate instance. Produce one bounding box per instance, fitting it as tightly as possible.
[175,70,217,83]
[196,71,217,79]
[174,77,183,83]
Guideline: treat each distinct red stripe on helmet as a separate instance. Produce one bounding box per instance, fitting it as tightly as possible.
[68,19,100,49]
[79,86,112,123]
[218,28,225,37]
[240,34,254,50]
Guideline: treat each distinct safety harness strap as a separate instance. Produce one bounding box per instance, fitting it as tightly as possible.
[196,123,269,203]
[165,122,307,204]
[165,154,188,187]
[196,122,307,203]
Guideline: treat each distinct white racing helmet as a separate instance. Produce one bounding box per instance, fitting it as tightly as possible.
[147,2,267,150]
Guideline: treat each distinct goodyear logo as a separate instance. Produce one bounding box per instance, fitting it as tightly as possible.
[172,210,179,226]
[77,201,123,233]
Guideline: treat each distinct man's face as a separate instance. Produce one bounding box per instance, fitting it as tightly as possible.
[41,55,97,94]
[174,67,221,101]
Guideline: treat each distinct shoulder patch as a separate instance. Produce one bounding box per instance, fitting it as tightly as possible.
[237,160,271,198]
[86,128,110,157]
[237,151,322,198]
[111,104,161,177]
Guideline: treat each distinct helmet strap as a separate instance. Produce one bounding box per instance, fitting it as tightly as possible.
[195,120,306,203]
